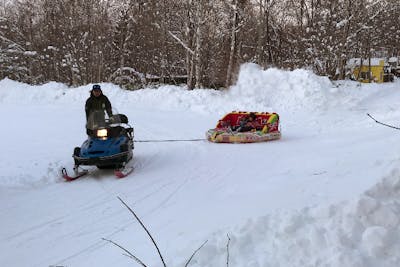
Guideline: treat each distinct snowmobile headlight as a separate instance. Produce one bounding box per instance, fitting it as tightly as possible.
[97,128,108,138]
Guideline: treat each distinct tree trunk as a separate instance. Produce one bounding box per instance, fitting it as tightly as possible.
[225,0,238,88]
[185,0,196,90]
[194,0,204,88]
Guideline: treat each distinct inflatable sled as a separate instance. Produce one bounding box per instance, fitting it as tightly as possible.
[206,111,281,143]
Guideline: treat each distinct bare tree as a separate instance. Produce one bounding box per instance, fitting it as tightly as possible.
[1,0,398,87]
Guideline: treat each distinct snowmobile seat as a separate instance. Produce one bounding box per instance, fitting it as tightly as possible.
[110,114,128,124]
[108,125,131,138]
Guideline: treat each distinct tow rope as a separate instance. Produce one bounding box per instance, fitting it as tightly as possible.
[134,138,206,143]
[367,113,400,130]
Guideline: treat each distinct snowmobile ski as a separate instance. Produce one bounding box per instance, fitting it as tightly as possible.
[61,167,89,181]
[114,166,133,178]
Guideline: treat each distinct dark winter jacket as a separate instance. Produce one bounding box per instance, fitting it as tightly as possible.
[85,92,112,120]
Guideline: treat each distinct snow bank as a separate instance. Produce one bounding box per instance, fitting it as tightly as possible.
[228,63,334,112]
[3,65,397,115]
[228,64,400,114]
[0,78,225,113]
[175,169,400,267]
[0,78,72,104]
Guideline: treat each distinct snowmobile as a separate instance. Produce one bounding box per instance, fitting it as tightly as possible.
[62,110,134,181]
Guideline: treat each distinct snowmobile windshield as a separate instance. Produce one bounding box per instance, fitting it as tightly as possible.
[86,110,127,130]
[86,110,110,130]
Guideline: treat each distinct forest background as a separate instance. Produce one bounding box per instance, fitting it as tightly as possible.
[1,0,399,89]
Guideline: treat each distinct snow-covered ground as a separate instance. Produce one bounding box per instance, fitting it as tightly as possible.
[1,63,400,267]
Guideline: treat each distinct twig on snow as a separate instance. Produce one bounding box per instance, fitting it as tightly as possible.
[117,196,167,267]
[102,238,147,267]
[184,240,208,267]
[226,233,231,267]
[367,113,400,130]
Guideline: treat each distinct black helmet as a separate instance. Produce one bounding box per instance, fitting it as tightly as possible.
[92,84,101,91]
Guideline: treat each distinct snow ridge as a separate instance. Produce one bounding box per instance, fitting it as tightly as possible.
[229,63,334,112]
[3,66,396,116]
[175,169,400,267]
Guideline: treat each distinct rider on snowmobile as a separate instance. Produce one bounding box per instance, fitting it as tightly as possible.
[85,84,112,120]
[85,84,112,135]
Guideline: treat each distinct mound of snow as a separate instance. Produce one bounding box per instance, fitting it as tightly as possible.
[229,63,335,113]
[174,169,400,267]
[2,66,389,115]
[0,78,71,104]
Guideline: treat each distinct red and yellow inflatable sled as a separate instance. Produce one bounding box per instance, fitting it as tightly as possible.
[206,111,281,143]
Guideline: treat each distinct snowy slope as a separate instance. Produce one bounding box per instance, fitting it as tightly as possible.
[1,64,400,267]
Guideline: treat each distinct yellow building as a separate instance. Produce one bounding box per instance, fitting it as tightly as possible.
[347,58,392,83]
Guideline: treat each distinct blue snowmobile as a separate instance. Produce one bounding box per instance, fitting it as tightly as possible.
[62,110,134,181]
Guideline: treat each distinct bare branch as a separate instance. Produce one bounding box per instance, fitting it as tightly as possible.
[0,35,24,51]
[102,238,147,267]
[117,196,167,267]
[184,240,208,267]
[167,30,195,55]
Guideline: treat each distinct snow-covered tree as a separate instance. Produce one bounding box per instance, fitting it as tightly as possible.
[0,0,399,87]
